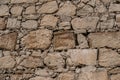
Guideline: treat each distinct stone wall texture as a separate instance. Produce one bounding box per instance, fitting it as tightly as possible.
[0,0,120,80]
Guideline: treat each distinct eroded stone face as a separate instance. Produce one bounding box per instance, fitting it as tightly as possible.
[57,72,76,80]
[11,0,38,3]
[44,53,65,69]
[56,1,76,16]
[53,31,75,50]
[38,1,58,14]
[29,76,53,80]
[99,48,120,67]
[88,32,120,48]
[71,17,99,33]
[0,56,16,69]
[78,66,109,80]
[0,5,9,16]
[0,32,17,50]
[21,29,52,50]
[40,15,58,29]
[0,18,6,30]
[20,56,43,68]
[10,6,23,16]
[66,49,97,66]
[110,74,120,80]
[109,4,120,12]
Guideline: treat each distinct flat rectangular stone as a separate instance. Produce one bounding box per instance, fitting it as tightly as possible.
[109,4,120,12]
[88,32,120,48]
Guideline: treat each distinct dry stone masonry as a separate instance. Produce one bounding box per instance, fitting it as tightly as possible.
[0,0,120,80]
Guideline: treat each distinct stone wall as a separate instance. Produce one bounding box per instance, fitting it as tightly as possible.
[0,0,120,80]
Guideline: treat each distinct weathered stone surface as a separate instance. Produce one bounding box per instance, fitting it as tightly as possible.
[109,67,120,74]
[53,31,75,50]
[0,56,16,69]
[20,56,43,68]
[22,20,38,29]
[44,53,65,69]
[0,32,17,50]
[109,4,120,12]
[0,18,6,30]
[99,48,120,67]
[116,14,120,26]
[38,1,58,14]
[0,0,10,4]
[35,68,54,77]
[77,34,88,48]
[29,76,53,80]
[24,6,36,14]
[0,5,9,16]
[11,0,38,3]
[11,74,33,80]
[40,15,58,29]
[11,6,23,16]
[66,49,97,66]
[71,17,99,33]
[7,18,21,28]
[88,32,120,48]
[22,29,52,49]
[56,1,76,16]
[57,72,76,80]
[110,74,120,80]
[78,66,108,80]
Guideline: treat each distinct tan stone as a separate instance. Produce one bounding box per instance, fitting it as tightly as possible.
[109,4,120,12]
[78,66,108,80]
[21,29,52,50]
[0,0,10,4]
[0,56,16,69]
[38,1,58,14]
[56,1,76,16]
[29,76,53,80]
[109,67,120,74]
[11,6,23,15]
[7,18,21,28]
[99,48,120,67]
[0,32,17,50]
[110,74,120,80]
[67,49,97,66]
[88,32,120,48]
[53,31,75,50]
[57,72,75,80]
[71,17,99,33]
[22,20,38,29]
[41,15,58,29]
[0,18,6,30]
[0,5,9,16]
[44,53,65,69]
[11,0,38,3]
[20,56,43,68]
[24,6,36,14]
[11,74,33,80]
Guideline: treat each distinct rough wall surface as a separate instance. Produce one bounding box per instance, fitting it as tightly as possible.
[0,0,120,80]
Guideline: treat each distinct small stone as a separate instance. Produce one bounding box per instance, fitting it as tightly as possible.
[57,72,76,80]
[11,6,23,16]
[53,31,75,50]
[0,18,6,30]
[109,67,120,74]
[20,56,43,68]
[44,53,65,69]
[0,56,16,69]
[0,5,9,16]
[29,76,53,80]
[38,1,58,14]
[88,32,120,48]
[78,66,108,80]
[66,49,97,66]
[35,68,54,77]
[22,20,38,29]
[71,17,99,33]
[110,74,120,80]
[99,48,120,67]
[56,1,76,16]
[22,29,52,50]
[24,6,36,14]
[77,34,88,48]
[31,50,41,57]
[109,4,120,12]
[58,22,71,30]
[40,15,58,29]
[7,18,21,28]
[116,14,120,22]
[11,0,38,3]
[0,32,17,50]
